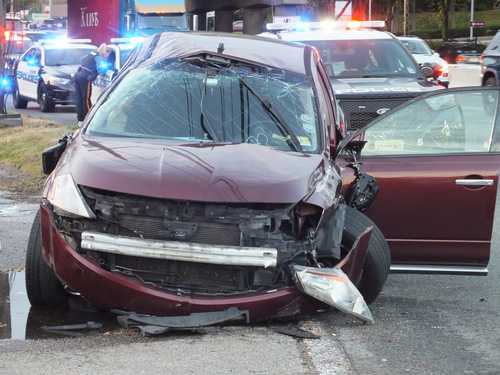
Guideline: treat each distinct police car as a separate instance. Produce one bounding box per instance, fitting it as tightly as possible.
[261,21,442,130]
[13,39,96,112]
[91,38,140,103]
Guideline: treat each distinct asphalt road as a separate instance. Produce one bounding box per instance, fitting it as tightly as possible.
[5,96,76,126]
[0,66,496,374]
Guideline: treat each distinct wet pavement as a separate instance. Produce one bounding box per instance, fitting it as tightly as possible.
[0,271,119,341]
[0,192,38,272]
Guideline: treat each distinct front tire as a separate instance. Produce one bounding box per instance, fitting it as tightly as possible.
[484,76,497,87]
[344,206,391,304]
[12,83,28,109]
[37,83,55,112]
[25,210,67,307]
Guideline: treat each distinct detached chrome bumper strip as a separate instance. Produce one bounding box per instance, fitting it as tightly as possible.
[390,264,488,276]
[81,231,277,268]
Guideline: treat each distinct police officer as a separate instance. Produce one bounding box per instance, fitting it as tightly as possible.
[74,43,111,124]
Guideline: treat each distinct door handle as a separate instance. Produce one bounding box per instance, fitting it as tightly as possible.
[455,179,494,187]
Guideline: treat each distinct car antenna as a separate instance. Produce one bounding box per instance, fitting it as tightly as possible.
[217,42,224,54]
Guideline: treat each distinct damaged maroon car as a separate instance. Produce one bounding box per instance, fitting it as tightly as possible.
[26,32,390,325]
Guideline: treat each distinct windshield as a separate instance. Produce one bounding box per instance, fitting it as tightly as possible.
[45,48,95,66]
[302,39,419,78]
[86,59,320,153]
[399,39,433,55]
[137,14,188,32]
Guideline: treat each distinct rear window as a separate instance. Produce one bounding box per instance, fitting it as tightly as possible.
[45,47,95,66]
[399,39,432,55]
[301,39,419,79]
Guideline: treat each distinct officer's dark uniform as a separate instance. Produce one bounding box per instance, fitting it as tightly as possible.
[74,51,98,122]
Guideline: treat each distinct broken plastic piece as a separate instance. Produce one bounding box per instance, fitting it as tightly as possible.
[293,265,374,324]
[41,321,103,331]
[118,307,249,329]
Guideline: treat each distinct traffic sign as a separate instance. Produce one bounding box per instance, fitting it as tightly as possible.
[470,21,486,28]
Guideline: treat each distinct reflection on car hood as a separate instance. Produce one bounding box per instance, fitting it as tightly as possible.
[332,77,442,96]
[61,137,324,204]
[43,65,79,78]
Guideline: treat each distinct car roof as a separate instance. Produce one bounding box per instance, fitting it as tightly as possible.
[37,43,96,50]
[132,32,310,75]
[264,28,394,42]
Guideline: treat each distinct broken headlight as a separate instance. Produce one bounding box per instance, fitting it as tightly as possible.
[44,174,96,219]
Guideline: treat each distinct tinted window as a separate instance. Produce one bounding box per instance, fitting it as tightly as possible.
[45,48,95,66]
[87,60,320,153]
[399,39,432,55]
[363,91,499,156]
[302,39,418,78]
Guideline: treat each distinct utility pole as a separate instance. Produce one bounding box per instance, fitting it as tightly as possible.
[403,0,408,35]
[368,0,372,21]
[469,0,475,40]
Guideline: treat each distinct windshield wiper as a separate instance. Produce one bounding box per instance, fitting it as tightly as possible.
[237,76,303,153]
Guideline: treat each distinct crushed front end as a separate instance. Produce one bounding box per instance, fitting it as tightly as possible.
[41,178,373,323]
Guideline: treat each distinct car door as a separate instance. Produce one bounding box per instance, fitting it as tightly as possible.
[352,88,500,275]
[16,48,35,98]
[17,47,41,99]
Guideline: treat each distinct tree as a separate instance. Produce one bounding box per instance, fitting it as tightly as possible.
[439,0,452,40]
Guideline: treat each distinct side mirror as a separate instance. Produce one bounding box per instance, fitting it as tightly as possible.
[42,136,68,175]
[421,65,434,79]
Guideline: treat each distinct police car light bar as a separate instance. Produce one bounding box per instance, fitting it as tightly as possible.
[110,37,144,45]
[39,38,93,45]
[266,20,385,32]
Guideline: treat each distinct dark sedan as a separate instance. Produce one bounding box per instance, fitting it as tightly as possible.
[481,31,500,87]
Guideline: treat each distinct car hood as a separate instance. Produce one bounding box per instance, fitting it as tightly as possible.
[332,77,441,96]
[43,64,79,78]
[59,136,326,205]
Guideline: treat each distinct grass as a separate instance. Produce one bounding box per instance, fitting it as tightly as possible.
[0,117,69,193]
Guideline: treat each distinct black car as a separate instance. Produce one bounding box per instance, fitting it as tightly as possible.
[437,40,482,64]
[481,31,500,87]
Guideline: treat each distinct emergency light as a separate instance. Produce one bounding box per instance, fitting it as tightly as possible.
[0,76,14,92]
[39,38,93,45]
[266,20,385,32]
[110,37,144,45]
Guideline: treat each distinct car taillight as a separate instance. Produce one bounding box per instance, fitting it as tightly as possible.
[456,54,465,63]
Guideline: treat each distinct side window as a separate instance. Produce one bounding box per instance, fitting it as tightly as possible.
[22,49,34,62]
[363,90,499,156]
[32,49,41,65]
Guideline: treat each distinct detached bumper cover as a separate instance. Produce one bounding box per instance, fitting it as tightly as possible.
[81,231,278,268]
